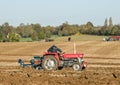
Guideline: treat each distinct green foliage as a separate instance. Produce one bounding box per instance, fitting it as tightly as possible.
[7,32,21,42]
[57,22,78,36]
[109,17,113,29]
[0,17,120,42]
[20,38,32,42]
[31,31,38,41]
[38,31,45,39]
[104,18,108,28]
[16,24,34,38]
[111,26,119,35]
[0,36,2,42]
[86,21,94,28]
[31,24,48,40]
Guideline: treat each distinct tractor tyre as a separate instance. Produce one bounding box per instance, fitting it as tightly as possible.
[58,66,63,70]
[72,63,82,71]
[42,55,58,71]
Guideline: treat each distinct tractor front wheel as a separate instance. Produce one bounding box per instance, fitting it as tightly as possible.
[72,63,82,71]
[42,55,58,71]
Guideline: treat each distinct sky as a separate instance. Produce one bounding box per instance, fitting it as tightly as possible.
[0,0,120,26]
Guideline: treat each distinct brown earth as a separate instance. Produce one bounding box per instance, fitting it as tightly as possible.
[0,41,120,85]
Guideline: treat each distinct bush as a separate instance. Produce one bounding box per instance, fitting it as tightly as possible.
[7,32,21,42]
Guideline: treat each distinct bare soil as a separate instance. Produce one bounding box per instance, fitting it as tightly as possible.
[0,41,120,85]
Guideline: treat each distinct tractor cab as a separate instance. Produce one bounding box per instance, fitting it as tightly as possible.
[47,45,62,53]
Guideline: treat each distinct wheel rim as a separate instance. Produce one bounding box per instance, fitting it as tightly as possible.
[45,59,55,70]
[73,64,80,71]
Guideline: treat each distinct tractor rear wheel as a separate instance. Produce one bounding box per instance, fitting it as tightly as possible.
[42,55,58,71]
[72,63,82,71]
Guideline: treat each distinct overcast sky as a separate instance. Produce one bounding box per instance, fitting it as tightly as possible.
[0,0,120,26]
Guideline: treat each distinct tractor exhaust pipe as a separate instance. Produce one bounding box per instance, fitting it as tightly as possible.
[74,42,76,54]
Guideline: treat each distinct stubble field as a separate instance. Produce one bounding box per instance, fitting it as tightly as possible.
[0,36,120,85]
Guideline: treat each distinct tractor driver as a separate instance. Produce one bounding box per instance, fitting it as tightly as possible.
[47,45,62,53]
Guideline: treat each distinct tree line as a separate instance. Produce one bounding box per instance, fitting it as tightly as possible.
[0,17,120,42]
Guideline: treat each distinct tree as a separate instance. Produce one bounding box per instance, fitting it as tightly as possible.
[1,22,13,35]
[82,22,94,34]
[57,22,78,36]
[86,22,94,28]
[0,22,14,41]
[104,18,108,28]
[32,24,46,40]
[16,24,34,38]
[108,17,113,34]
[38,31,45,39]
[111,26,119,35]
[100,18,109,35]
[44,26,56,38]
[109,17,113,28]
[31,31,38,41]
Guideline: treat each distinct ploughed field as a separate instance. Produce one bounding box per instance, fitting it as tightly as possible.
[0,40,120,85]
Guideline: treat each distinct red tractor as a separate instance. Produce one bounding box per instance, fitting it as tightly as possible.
[105,36,120,41]
[18,45,87,71]
[42,52,86,71]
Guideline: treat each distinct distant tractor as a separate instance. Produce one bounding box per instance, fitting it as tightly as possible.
[18,45,87,71]
[104,36,120,41]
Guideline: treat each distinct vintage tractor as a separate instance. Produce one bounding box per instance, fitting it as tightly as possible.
[18,52,86,71]
[42,52,86,71]
[18,45,87,71]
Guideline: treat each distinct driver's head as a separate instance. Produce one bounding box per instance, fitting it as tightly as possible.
[52,45,56,48]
